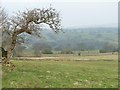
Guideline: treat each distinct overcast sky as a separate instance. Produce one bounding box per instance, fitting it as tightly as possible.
[1,0,118,28]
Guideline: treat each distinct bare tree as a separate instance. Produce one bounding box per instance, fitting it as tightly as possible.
[0,6,12,50]
[3,7,61,65]
[0,6,8,60]
[0,6,7,26]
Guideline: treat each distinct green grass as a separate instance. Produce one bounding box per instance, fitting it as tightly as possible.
[2,59,118,88]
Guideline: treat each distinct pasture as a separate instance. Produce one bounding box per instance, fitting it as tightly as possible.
[2,54,118,88]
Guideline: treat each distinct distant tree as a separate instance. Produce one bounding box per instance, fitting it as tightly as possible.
[112,48,118,52]
[102,42,117,52]
[78,52,81,56]
[61,49,73,54]
[1,7,61,66]
[99,49,107,53]
[32,42,42,57]
[13,45,26,57]
[32,42,52,56]
[42,48,53,54]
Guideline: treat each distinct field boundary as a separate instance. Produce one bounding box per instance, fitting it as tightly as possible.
[11,56,116,61]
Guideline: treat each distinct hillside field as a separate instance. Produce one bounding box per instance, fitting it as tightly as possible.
[2,54,118,88]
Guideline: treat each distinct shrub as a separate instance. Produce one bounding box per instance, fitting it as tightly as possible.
[99,50,107,53]
[42,49,53,54]
[61,50,74,54]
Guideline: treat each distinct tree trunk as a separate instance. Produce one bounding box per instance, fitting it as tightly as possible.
[6,33,17,62]
[6,27,27,62]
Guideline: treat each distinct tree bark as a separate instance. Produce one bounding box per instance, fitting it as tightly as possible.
[6,32,17,62]
[6,24,28,62]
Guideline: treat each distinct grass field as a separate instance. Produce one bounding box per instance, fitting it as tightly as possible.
[2,55,118,88]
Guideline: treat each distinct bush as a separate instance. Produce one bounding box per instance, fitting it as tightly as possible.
[99,49,118,53]
[99,50,107,53]
[78,52,81,56]
[42,49,53,54]
[61,50,74,54]
[112,48,118,52]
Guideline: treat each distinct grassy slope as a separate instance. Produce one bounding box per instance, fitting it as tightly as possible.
[2,60,118,88]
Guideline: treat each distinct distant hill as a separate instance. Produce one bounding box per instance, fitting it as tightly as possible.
[22,27,118,51]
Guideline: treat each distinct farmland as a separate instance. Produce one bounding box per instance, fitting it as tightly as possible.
[2,54,118,88]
